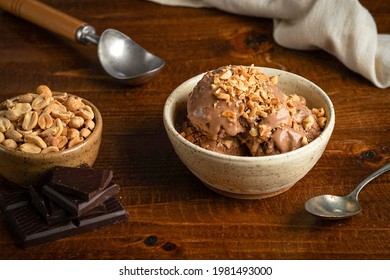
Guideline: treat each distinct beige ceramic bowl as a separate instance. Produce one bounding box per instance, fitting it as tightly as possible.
[163,67,335,199]
[0,96,102,187]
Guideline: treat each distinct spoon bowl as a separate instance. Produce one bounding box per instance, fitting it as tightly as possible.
[98,29,165,85]
[305,194,362,219]
[305,163,390,219]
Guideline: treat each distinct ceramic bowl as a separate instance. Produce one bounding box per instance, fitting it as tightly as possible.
[0,96,102,187]
[163,67,335,199]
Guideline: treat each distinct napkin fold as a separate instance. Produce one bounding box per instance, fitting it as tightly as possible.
[148,0,390,89]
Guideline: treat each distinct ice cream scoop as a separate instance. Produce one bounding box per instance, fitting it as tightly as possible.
[0,0,164,85]
[183,65,325,156]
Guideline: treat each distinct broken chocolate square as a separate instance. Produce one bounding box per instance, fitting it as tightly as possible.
[29,185,107,225]
[42,183,120,217]
[3,196,127,247]
[0,191,30,212]
[49,166,113,201]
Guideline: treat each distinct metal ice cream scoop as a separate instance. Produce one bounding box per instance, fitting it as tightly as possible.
[0,0,164,85]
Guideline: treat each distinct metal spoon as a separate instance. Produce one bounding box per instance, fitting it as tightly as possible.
[0,0,164,84]
[305,162,390,219]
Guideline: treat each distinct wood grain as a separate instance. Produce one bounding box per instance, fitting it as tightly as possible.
[0,0,389,260]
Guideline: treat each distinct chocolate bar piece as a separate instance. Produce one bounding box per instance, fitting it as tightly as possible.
[29,186,54,219]
[49,166,113,201]
[42,183,120,217]
[0,191,30,212]
[3,196,128,247]
[29,186,107,225]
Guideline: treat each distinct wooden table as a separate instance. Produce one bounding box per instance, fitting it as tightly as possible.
[0,0,389,260]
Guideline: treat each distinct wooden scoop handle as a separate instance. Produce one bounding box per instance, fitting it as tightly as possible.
[0,0,86,42]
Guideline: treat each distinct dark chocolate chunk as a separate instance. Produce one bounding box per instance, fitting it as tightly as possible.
[73,198,124,228]
[3,197,128,247]
[29,185,72,225]
[29,186,50,218]
[49,166,113,201]
[42,183,120,217]
[0,167,127,247]
[5,205,77,247]
[0,191,30,212]
[29,185,108,225]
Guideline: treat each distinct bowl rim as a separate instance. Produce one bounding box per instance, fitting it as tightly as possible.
[0,95,102,158]
[163,66,335,162]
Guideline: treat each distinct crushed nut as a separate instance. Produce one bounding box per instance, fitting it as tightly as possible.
[219,69,232,80]
[221,110,236,119]
[249,127,259,137]
[270,75,278,85]
[302,115,315,130]
[184,65,328,156]
[301,136,308,146]
[312,107,325,118]
[317,116,327,129]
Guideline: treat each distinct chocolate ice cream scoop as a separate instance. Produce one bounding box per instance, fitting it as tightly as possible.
[183,65,326,156]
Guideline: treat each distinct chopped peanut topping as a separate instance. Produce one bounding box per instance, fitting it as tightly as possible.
[209,65,327,142]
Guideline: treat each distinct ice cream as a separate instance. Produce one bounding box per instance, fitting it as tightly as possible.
[180,65,327,156]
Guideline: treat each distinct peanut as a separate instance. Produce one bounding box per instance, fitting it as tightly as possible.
[17,128,33,137]
[77,105,94,120]
[301,136,309,146]
[18,93,36,103]
[219,69,232,80]
[6,103,32,121]
[5,129,23,142]
[43,101,60,115]
[25,134,47,149]
[38,112,53,130]
[317,117,327,129]
[84,119,95,130]
[68,136,83,148]
[41,146,60,153]
[270,75,278,85]
[36,85,52,98]
[22,111,38,131]
[64,96,84,112]
[67,128,80,139]
[2,139,17,149]
[80,128,91,138]
[39,127,58,137]
[51,106,72,120]
[52,91,68,102]
[57,136,68,149]
[302,115,315,131]
[0,85,96,153]
[19,143,41,153]
[0,117,11,132]
[69,116,84,129]
[32,95,51,111]
[53,118,64,137]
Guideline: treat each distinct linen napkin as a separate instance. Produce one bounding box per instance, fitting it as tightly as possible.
[148,0,390,89]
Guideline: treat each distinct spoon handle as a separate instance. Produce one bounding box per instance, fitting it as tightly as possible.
[351,162,390,199]
[0,0,86,42]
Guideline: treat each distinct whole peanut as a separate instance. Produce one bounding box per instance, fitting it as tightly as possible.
[0,85,96,153]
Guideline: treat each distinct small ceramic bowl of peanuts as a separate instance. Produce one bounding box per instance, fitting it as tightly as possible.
[0,85,102,186]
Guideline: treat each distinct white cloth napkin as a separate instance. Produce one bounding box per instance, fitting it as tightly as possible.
[148,0,390,89]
